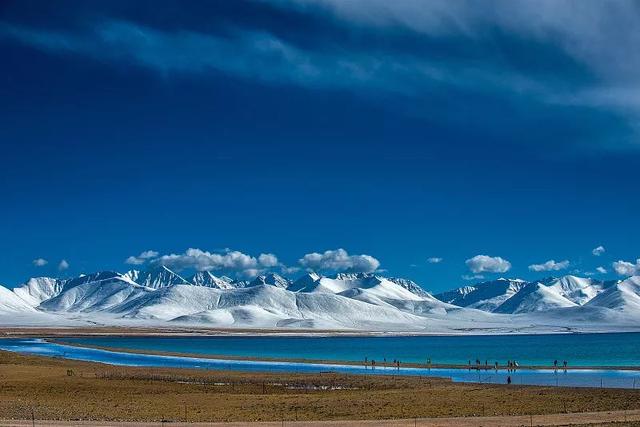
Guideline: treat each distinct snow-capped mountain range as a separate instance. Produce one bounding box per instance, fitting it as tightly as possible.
[1,267,640,333]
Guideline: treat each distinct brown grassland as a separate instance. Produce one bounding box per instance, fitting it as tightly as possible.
[0,350,640,424]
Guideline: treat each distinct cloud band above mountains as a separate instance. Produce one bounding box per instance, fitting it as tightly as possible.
[123,247,381,278]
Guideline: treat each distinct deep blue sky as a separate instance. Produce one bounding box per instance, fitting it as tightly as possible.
[1,0,639,291]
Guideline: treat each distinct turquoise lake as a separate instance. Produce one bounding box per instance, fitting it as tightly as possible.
[60,332,640,367]
[2,337,640,389]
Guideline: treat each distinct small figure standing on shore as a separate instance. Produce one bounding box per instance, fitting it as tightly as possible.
[507,376,512,385]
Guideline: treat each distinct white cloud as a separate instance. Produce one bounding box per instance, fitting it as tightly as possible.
[612,259,640,276]
[58,259,69,271]
[125,256,145,265]
[258,253,279,268]
[427,257,443,264]
[281,266,301,275]
[153,248,259,272]
[32,258,48,267]
[298,248,380,273]
[528,259,570,272]
[592,246,606,256]
[465,255,511,274]
[462,274,484,281]
[125,250,159,265]
[596,266,608,274]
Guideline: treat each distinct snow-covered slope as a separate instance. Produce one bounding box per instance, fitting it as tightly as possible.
[189,271,235,289]
[13,277,65,307]
[586,276,640,312]
[125,266,189,289]
[0,285,37,312]
[40,273,150,313]
[2,270,640,333]
[289,272,426,301]
[435,278,529,312]
[249,273,291,289]
[387,277,433,298]
[546,276,606,305]
[493,283,578,314]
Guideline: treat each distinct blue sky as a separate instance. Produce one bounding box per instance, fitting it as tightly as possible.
[1,0,639,291]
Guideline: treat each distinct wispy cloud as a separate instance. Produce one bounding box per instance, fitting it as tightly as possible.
[592,246,606,256]
[284,0,640,111]
[427,257,443,264]
[1,1,638,149]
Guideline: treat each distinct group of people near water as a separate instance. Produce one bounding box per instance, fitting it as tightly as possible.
[467,359,519,371]
[362,356,569,381]
[363,357,401,370]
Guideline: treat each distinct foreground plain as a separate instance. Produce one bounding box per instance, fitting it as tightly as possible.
[1,350,640,424]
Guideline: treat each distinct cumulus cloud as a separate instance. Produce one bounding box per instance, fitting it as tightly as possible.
[125,250,160,265]
[528,259,570,272]
[592,246,606,256]
[298,248,380,273]
[427,257,443,264]
[58,259,69,271]
[153,248,260,272]
[465,255,511,274]
[612,259,640,276]
[596,266,608,274]
[258,253,279,268]
[32,258,48,267]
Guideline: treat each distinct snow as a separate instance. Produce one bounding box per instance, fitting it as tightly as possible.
[586,276,640,312]
[189,271,235,289]
[2,269,640,333]
[546,275,606,305]
[13,277,64,307]
[493,283,577,314]
[435,278,529,312]
[0,285,37,312]
[127,265,189,289]
[249,273,291,289]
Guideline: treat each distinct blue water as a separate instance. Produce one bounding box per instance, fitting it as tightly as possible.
[60,333,640,367]
[1,338,640,389]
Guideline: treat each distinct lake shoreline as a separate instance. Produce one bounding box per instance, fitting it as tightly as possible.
[44,337,640,372]
[2,325,640,338]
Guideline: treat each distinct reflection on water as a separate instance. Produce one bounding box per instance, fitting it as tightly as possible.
[1,338,639,389]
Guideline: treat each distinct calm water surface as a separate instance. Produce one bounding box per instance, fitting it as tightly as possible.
[1,337,640,389]
[60,333,640,367]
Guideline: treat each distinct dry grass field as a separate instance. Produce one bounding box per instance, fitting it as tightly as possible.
[0,350,640,424]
